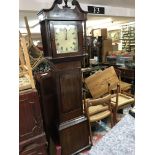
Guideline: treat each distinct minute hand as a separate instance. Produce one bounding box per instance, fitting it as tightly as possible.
[65,28,67,40]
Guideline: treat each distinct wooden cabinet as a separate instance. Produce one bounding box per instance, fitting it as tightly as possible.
[117,67,135,81]
[19,89,48,155]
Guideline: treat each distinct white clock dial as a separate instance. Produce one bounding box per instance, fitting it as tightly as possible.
[54,25,78,54]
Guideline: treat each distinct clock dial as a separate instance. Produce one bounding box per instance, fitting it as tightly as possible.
[54,25,78,54]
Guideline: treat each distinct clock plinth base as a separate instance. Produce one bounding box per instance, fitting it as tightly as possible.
[57,116,91,155]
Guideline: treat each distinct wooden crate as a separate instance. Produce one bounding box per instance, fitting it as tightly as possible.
[85,66,119,99]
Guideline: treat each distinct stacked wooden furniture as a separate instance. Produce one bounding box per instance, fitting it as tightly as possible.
[23,16,44,70]
[84,66,120,99]
[19,35,48,155]
[19,36,35,91]
[84,66,133,97]
[84,66,135,124]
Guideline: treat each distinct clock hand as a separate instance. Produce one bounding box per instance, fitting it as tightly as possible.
[65,28,67,40]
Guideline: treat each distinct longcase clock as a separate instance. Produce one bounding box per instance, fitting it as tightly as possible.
[37,0,91,154]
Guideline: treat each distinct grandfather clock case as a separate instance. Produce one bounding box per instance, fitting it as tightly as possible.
[37,0,91,154]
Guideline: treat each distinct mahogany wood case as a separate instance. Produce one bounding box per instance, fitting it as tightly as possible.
[36,0,91,154]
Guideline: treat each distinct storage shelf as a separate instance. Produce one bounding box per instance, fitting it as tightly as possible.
[121,23,135,53]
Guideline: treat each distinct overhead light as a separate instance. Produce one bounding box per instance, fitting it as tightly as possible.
[121,21,135,26]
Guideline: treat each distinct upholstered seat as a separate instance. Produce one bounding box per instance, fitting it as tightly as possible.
[112,81,132,93]
[88,105,109,116]
[89,110,111,122]
[120,81,132,91]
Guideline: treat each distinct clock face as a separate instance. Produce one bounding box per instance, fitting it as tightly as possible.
[54,25,78,54]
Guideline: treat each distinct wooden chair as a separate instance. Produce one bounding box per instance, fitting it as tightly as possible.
[110,84,135,124]
[83,66,134,126]
[84,94,113,145]
[113,68,132,94]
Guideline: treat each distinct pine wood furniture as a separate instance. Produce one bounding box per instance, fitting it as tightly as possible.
[19,36,36,91]
[112,68,132,93]
[84,66,134,125]
[84,66,120,99]
[110,84,135,124]
[84,94,113,145]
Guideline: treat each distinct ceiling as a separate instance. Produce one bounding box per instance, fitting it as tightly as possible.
[19,11,134,29]
[19,0,135,10]
[77,0,134,8]
[19,0,135,32]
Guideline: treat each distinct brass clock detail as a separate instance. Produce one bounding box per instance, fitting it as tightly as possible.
[37,0,91,155]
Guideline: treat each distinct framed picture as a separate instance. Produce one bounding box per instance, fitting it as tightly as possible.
[108,29,121,43]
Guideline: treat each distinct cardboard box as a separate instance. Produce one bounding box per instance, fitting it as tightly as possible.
[102,39,112,62]
[101,28,108,39]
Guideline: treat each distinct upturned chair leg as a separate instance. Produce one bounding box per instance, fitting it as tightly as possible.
[88,121,93,146]
[110,113,114,128]
[113,107,118,125]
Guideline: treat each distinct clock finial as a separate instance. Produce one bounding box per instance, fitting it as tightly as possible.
[55,0,63,4]
[64,0,70,8]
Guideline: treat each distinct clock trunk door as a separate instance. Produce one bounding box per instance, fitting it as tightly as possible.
[57,68,83,122]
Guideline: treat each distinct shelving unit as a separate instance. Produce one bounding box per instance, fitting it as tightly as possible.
[121,23,135,53]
